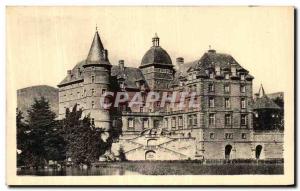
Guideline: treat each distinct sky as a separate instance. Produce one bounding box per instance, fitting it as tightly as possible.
[6,6,293,94]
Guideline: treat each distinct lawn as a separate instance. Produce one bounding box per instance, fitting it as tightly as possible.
[113,161,284,175]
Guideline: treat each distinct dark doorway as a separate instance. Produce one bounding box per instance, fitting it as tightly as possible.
[225,145,232,159]
[145,150,156,160]
[255,145,263,159]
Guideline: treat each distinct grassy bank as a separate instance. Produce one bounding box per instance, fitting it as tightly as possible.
[109,161,284,175]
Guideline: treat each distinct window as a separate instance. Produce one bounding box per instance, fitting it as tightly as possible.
[178,116,183,127]
[77,92,80,99]
[91,75,95,83]
[209,97,215,108]
[171,117,176,129]
[210,133,215,139]
[224,84,230,93]
[225,133,233,139]
[231,67,236,76]
[240,74,245,80]
[241,114,247,126]
[91,118,95,125]
[242,133,247,139]
[143,118,149,129]
[91,89,95,96]
[208,83,214,92]
[216,66,221,75]
[83,89,86,97]
[140,107,144,112]
[209,72,214,79]
[128,118,134,129]
[225,114,232,126]
[209,113,215,126]
[91,101,95,108]
[193,84,197,92]
[192,73,197,79]
[164,118,168,128]
[241,98,246,109]
[188,115,193,126]
[225,73,230,80]
[193,114,198,125]
[240,84,246,93]
[225,98,230,108]
[156,101,160,107]
[102,89,106,95]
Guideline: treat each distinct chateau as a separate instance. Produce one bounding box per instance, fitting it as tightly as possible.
[58,30,283,161]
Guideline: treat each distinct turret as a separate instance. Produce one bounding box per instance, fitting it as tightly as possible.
[82,29,112,130]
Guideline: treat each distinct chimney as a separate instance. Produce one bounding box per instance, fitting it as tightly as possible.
[77,68,81,78]
[176,57,184,65]
[119,60,125,71]
[67,70,72,80]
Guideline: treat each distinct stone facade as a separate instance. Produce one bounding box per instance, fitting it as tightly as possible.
[58,30,284,161]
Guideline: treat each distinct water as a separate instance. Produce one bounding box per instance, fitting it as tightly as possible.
[17,166,141,176]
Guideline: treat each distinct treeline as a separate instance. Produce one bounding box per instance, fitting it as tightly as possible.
[17,97,122,169]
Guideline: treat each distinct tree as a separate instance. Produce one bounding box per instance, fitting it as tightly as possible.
[16,108,28,166]
[64,104,106,167]
[272,96,284,130]
[22,96,65,168]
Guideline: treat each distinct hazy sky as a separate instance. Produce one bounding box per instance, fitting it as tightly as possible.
[7,6,293,94]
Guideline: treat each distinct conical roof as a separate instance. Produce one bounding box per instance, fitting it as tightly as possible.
[85,31,110,65]
[253,84,281,110]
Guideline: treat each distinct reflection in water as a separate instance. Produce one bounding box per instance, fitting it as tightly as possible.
[17,166,140,176]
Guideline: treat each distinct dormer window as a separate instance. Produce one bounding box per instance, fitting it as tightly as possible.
[192,72,197,79]
[231,67,237,76]
[215,66,221,75]
[209,72,214,79]
[225,73,230,80]
[240,74,245,80]
[91,75,95,83]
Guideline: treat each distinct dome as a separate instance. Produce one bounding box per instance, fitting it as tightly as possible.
[140,33,173,68]
[141,46,173,67]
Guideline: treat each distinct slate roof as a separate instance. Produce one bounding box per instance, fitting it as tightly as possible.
[172,49,253,86]
[58,60,148,90]
[111,65,148,89]
[85,31,111,66]
[253,85,281,110]
[140,46,173,67]
[58,61,85,87]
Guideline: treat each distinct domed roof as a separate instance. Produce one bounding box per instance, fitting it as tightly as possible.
[140,33,173,68]
[141,46,173,67]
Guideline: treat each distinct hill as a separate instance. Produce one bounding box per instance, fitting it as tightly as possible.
[17,85,59,120]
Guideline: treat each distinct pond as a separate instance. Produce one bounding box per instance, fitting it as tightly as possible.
[17,166,141,176]
[17,162,284,176]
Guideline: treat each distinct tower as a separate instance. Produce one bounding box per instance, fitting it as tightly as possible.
[82,30,112,130]
[139,33,175,91]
